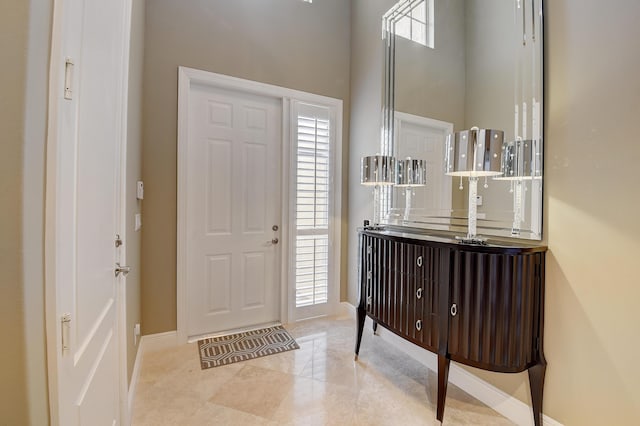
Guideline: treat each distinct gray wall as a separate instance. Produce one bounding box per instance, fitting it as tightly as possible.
[349,0,640,423]
[141,0,352,334]
[536,0,639,421]
[125,0,145,384]
[348,0,390,303]
[0,0,52,424]
[0,0,30,422]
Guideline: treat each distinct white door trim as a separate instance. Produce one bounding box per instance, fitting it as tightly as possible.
[117,1,133,424]
[177,67,342,343]
[44,4,65,422]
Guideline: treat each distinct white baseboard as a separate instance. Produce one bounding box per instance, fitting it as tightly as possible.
[340,302,562,426]
[140,330,179,352]
[127,341,143,426]
[125,331,179,424]
[336,301,354,319]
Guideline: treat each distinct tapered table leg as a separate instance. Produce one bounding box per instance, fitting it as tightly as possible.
[437,354,450,422]
[528,361,546,426]
[354,303,366,359]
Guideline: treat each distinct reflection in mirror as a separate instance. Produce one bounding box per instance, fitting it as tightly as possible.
[379,0,544,240]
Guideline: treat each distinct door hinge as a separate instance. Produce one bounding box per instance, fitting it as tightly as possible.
[64,58,74,100]
[115,234,123,248]
[61,313,72,352]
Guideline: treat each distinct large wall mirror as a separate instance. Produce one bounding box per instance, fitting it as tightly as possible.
[379,0,544,240]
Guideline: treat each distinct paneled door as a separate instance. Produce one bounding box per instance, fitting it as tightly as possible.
[45,0,131,424]
[394,112,453,214]
[185,84,282,338]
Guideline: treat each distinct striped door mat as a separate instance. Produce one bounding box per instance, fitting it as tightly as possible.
[197,325,299,369]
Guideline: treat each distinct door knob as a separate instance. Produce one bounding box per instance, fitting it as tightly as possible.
[115,263,131,277]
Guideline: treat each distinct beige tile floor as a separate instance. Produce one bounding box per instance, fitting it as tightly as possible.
[132,316,514,426]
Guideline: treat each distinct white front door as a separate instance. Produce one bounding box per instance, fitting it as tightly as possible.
[394,112,453,214]
[46,0,131,425]
[185,84,282,338]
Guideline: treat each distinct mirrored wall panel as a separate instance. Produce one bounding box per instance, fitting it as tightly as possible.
[379,0,544,240]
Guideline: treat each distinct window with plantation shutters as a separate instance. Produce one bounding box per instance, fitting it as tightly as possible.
[294,103,331,308]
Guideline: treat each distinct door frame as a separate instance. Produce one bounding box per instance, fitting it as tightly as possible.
[177,67,342,343]
[43,0,132,424]
[117,2,133,422]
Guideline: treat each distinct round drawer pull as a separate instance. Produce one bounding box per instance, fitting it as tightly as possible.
[415,319,422,331]
[450,303,458,317]
[416,256,423,267]
[416,287,423,299]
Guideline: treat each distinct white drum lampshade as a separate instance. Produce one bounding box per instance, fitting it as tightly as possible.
[361,155,397,186]
[495,138,542,180]
[396,158,427,187]
[445,128,504,177]
[361,155,396,225]
[444,127,504,242]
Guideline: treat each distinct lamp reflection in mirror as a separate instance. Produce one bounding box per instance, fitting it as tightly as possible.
[445,127,504,241]
[494,138,542,236]
[361,155,396,224]
[396,157,426,221]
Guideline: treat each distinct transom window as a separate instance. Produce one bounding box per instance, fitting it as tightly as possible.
[384,0,434,48]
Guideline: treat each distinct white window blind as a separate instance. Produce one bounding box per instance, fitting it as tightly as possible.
[294,104,331,308]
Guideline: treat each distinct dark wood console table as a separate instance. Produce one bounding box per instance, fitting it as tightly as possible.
[354,228,547,425]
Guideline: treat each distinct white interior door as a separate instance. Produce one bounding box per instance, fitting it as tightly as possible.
[394,112,453,214]
[46,0,130,425]
[186,84,282,338]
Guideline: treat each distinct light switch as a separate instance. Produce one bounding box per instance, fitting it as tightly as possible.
[136,180,144,200]
[135,213,142,231]
[134,323,141,346]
